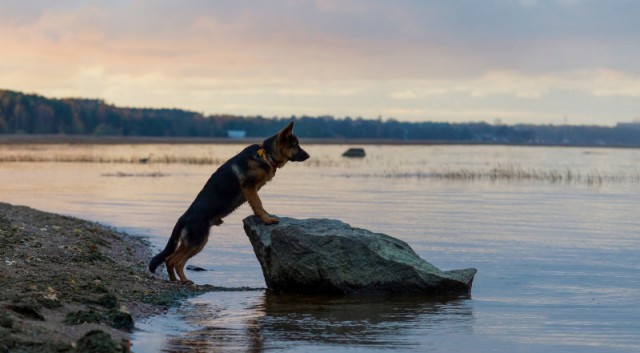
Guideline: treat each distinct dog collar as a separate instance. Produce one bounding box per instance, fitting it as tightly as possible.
[257,146,278,172]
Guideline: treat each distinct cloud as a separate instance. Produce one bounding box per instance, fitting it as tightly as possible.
[4,1,640,77]
[1,1,640,125]
[587,69,640,98]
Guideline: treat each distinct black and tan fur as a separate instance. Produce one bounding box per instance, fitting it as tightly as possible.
[148,122,309,284]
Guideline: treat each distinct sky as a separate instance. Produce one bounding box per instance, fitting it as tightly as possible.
[1,0,640,126]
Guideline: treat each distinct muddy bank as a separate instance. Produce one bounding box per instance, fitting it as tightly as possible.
[0,202,214,352]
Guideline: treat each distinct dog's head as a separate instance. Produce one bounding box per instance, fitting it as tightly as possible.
[264,121,310,164]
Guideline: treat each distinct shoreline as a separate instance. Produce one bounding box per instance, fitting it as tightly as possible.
[0,202,217,352]
[1,134,639,149]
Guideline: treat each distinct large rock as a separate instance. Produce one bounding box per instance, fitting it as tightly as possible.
[243,216,477,296]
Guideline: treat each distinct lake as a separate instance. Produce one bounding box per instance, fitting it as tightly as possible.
[1,143,639,352]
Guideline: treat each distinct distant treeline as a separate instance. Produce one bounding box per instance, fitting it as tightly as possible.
[1,89,639,146]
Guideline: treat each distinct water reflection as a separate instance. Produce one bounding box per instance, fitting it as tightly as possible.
[159,291,474,353]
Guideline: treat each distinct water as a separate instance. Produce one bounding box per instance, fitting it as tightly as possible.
[1,144,639,352]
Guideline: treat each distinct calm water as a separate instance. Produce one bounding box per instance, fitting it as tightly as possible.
[1,144,639,352]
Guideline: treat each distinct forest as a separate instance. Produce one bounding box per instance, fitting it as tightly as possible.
[1,89,639,147]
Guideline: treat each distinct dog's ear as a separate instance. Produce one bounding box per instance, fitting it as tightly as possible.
[277,121,295,141]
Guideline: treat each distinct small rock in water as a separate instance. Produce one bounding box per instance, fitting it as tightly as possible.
[186,265,207,272]
[243,216,477,296]
[342,147,366,158]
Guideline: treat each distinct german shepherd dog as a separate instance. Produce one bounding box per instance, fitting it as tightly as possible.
[149,122,309,284]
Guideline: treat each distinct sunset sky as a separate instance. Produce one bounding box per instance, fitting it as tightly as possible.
[1,0,639,125]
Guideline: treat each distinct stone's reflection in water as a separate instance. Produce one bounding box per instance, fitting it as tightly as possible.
[160,291,474,353]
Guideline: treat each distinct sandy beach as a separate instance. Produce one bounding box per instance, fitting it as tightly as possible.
[0,202,213,352]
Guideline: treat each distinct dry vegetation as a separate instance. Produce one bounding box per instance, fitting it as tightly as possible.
[2,150,638,185]
[0,154,223,165]
[341,166,640,185]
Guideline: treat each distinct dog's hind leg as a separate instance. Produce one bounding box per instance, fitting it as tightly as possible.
[165,242,186,282]
[174,237,208,284]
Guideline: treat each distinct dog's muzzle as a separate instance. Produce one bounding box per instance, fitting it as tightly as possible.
[292,148,310,162]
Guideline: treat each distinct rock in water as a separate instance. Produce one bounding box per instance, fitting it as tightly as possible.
[243,216,477,296]
[342,147,366,158]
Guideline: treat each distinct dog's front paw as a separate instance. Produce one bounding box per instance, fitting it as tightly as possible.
[260,216,279,225]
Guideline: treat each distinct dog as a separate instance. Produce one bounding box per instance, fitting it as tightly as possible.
[149,121,309,284]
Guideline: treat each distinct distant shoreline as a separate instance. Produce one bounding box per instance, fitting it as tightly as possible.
[1,134,639,148]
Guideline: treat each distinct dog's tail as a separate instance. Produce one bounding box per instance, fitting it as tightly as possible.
[149,217,185,273]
